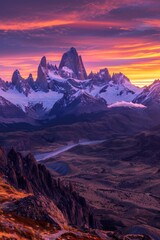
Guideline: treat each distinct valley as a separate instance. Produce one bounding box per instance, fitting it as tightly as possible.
[0,47,160,239]
[40,131,160,238]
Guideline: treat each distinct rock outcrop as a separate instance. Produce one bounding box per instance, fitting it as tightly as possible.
[59,47,87,80]
[0,148,100,230]
[88,68,111,85]
[11,69,32,96]
[36,56,49,92]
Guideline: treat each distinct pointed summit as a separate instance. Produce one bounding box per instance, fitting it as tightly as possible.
[40,56,47,68]
[69,47,77,54]
[26,73,35,90]
[112,73,130,84]
[11,70,33,96]
[59,47,87,80]
[36,56,48,92]
[12,69,23,85]
[88,68,111,86]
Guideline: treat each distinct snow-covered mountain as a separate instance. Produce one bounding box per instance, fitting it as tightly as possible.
[0,96,25,119]
[49,90,107,117]
[59,47,87,80]
[0,47,149,123]
[133,80,160,106]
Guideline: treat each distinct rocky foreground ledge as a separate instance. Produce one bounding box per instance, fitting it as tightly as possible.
[0,147,156,239]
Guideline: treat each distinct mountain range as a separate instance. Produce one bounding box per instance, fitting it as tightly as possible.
[0,47,160,239]
[1,47,160,128]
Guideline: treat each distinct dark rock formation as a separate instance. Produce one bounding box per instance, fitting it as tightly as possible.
[112,72,130,84]
[0,148,100,230]
[4,195,64,229]
[12,69,24,86]
[88,68,111,85]
[11,69,32,96]
[36,56,49,92]
[26,73,35,90]
[59,47,87,80]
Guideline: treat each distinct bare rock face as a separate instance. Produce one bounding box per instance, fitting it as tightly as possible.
[11,69,32,96]
[59,47,87,80]
[88,68,111,86]
[4,195,65,229]
[26,73,35,90]
[36,56,49,92]
[0,148,156,239]
[0,148,100,230]
[112,72,130,84]
[12,69,24,86]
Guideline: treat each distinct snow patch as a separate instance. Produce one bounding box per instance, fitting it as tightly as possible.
[48,70,66,82]
[62,66,73,74]
[0,88,63,111]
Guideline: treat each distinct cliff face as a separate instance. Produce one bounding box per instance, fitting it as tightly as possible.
[0,147,99,230]
[36,56,49,92]
[59,47,87,80]
[0,148,156,239]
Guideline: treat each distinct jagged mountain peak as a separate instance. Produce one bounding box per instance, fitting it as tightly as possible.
[88,68,111,85]
[112,72,130,84]
[148,79,160,89]
[40,56,47,68]
[10,69,35,96]
[69,46,78,54]
[14,69,20,74]
[59,47,87,80]
[49,89,107,117]
[0,47,152,121]
[133,79,160,106]
[36,56,49,92]
[12,69,23,85]
[28,73,33,79]
[74,89,98,100]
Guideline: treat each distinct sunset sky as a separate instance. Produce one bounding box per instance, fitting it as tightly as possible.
[0,0,160,86]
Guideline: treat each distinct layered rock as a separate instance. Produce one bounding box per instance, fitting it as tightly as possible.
[26,73,35,90]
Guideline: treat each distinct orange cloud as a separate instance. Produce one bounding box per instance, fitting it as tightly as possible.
[0,20,74,31]
[1,50,160,88]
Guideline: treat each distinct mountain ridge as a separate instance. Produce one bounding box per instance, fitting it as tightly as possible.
[0,47,159,125]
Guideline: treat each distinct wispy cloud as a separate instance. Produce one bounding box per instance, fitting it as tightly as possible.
[0,0,160,86]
